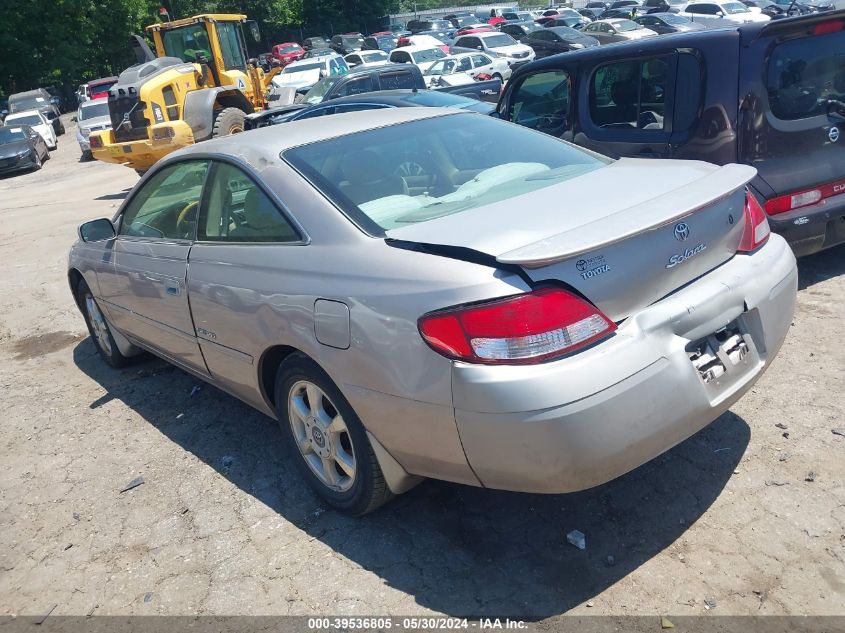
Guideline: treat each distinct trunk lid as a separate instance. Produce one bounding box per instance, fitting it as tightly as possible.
[386,158,753,321]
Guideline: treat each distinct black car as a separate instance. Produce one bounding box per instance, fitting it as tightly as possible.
[524,26,600,58]
[7,88,64,136]
[599,7,643,18]
[362,34,399,52]
[0,125,49,175]
[499,22,543,40]
[499,11,845,256]
[330,33,364,55]
[586,1,612,8]
[248,89,496,129]
[302,36,330,51]
[641,0,687,11]
[578,7,606,19]
[543,16,591,28]
[772,0,835,12]
[406,19,452,34]
[740,0,790,17]
[634,12,706,32]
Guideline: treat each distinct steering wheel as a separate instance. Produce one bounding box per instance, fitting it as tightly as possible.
[176,201,199,238]
[394,161,426,177]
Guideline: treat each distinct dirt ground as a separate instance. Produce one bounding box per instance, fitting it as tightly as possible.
[0,114,843,621]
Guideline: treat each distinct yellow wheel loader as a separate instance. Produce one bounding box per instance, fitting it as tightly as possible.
[90,14,279,172]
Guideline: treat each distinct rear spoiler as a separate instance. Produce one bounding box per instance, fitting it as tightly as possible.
[497,163,757,268]
[743,8,845,44]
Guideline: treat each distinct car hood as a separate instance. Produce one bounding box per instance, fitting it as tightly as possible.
[79,115,112,132]
[273,69,322,88]
[0,140,31,158]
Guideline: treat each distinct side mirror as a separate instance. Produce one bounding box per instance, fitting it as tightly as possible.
[246,20,261,43]
[79,218,116,243]
[476,45,483,50]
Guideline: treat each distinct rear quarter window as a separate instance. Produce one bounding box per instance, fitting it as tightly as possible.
[767,30,845,120]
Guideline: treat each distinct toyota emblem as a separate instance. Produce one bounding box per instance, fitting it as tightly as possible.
[830,126,840,143]
[674,223,690,241]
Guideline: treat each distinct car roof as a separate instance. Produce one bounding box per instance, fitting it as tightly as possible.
[80,97,109,106]
[9,89,50,100]
[172,107,458,161]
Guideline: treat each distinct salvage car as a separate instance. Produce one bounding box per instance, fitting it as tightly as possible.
[3,110,57,150]
[581,18,658,42]
[75,97,112,159]
[424,51,512,84]
[498,10,845,255]
[678,0,771,24]
[69,107,797,514]
[0,124,50,174]
[453,31,535,66]
[523,26,601,58]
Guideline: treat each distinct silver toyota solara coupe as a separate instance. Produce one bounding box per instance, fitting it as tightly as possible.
[69,108,798,514]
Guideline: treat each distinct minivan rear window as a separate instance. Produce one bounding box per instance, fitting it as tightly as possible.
[767,29,845,121]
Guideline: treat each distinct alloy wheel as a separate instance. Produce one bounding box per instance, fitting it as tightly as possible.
[287,380,356,491]
[84,293,112,356]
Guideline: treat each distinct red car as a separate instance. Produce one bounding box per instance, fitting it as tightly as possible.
[86,77,118,100]
[271,42,306,66]
[487,16,507,25]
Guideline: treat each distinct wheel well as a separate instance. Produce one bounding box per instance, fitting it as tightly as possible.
[259,344,300,408]
[215,91,252,114]
[68,269,83,308]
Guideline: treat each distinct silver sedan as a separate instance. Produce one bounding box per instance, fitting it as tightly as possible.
[69,108,797,514]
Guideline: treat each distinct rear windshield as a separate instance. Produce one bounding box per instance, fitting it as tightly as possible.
[722,2,750,12]
[9,96,46,111]
[412,48,446,62]
[284,62,323,74]
[283,114,607,233]
[615,20,639,31]
[767,30,845,120]
[483,34,518,48]
[660,13,689,23]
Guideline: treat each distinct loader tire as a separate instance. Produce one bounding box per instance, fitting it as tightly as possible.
[212,107,246,138]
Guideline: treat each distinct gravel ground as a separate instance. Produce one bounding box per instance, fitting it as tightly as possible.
[0,114,843,620]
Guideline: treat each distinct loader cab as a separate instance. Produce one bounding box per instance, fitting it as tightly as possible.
[147,14,252,90]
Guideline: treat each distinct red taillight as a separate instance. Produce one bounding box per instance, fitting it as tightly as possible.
[89,134,103,150]
[813,20,843,35]
[764,178,845,215]
[738,191,771,253]
[418,288,616,364]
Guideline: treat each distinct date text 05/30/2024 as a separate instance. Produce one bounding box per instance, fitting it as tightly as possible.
[308,617,528,630]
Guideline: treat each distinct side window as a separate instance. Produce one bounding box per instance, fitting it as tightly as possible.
[120,161,209,240]
[379,70,416,90]
[507,70,571,136]
[347,54,362,66]
[292,105,336,121]
[391,51,410,63]
[470,55,489,68]
[466,37,481,49]
[589,56,670,130]
[199,162,299,243]
[216,22,246,70]
[337,77,372,97]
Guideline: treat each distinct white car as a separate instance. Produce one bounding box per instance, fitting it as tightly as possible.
[75,97,112,158]
[424,52,512,87]
[400,34,449,52]
[4,110,57,150]
[453,32,535,67]
[344,50,390,68]
[678,0,770,24]
[271,54,349,93]
[389,46,447,72]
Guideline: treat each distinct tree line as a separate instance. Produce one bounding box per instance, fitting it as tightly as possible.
[0,0,491,102]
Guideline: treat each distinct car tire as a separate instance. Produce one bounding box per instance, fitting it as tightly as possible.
[274,353,393,515]
[31,153,42,171]
[81,150,92,161]
[76,279,132,369]
[212,107,246,138]
[493,72,503,82]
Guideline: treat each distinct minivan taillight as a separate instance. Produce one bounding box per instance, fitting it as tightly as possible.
[738,191,770,253]
[418,288,616,364]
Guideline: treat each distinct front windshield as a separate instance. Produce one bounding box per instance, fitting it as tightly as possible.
[303,77,340,104]
[412,48,447,63]
[723,1,751,11]
[283,114,608,233]
[343,36,364,47]
[7,114,41,126]
[483,34,518,48]
[80,102,110,120]
[9,97,44,111]
[425,59,458,75]
[615,19,639,31]
[280,45,301,53]
[161,23,212,62]
[0,127,27,144]
[283,62,324,74]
